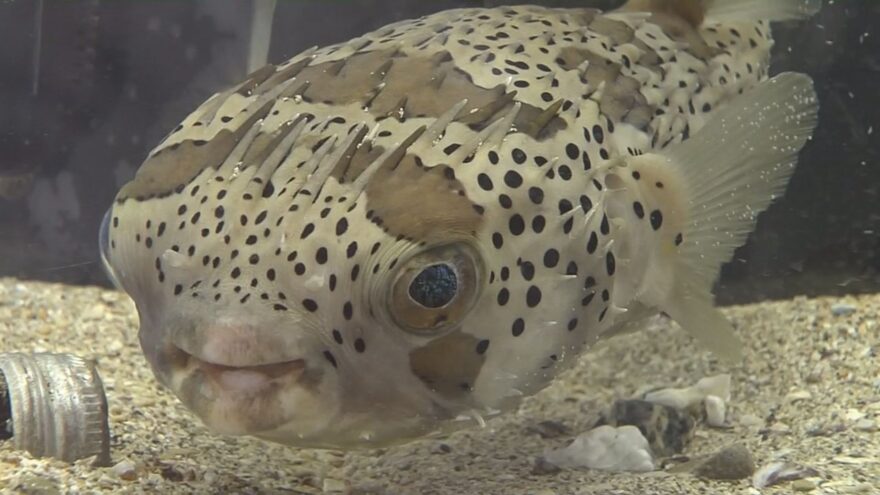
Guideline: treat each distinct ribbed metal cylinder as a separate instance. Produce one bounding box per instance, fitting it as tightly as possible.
[0,352,111,466]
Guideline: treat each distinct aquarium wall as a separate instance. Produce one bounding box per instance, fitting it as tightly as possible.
[0,0,877,304]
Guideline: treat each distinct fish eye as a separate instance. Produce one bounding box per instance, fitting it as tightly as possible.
[389,244,481,334]
[408,264,457,308]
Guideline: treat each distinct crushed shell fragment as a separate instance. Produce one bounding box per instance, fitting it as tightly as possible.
[0,352,111,466]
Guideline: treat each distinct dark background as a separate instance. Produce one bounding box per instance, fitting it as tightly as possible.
[0,0,877,305]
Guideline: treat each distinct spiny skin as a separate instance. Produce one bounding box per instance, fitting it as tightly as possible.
[101,4,811,448]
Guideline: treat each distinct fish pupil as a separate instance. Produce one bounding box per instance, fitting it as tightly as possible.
[409,264,458,308]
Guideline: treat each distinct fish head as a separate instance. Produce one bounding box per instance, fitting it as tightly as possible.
[97,109,558,448]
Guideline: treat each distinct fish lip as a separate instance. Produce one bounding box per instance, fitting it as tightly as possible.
[165,317,306,368]
[195,355,307,379]
[170,343,306,378]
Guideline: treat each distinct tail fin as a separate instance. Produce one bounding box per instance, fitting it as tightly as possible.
[702,0,821,23]
[619,0,821,26]
[658,73,818,361]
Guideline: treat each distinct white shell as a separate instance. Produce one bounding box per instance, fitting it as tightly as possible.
[542,425,654,472]
[643,374,731,409]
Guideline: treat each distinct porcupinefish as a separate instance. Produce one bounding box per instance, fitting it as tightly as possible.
[100,0,820,448]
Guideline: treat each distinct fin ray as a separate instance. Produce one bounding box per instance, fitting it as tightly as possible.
[618,0,820,26]
[666,72,818,290]
[703,0,822,23]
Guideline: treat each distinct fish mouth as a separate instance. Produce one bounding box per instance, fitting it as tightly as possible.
[169,344,307,396]
[160,344,316,436]
[193,355,307,394]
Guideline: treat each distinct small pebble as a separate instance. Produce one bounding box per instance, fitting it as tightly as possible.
[693,444,755,480]
[806,422,846,437]
[704,395,726,427]
[853,419,877,432]
[739,414,763,427]
[111,459,138,481]
[752,461,819,488]
[526,420,571,439]
[768,422,791,434]
[8,473,61,495]
[81,303,108,320]
[322,478,346,493]
[601,399,695,456]
[844,409,866,421]
[837,483,875,493]
[831,303,857,316]
[805,367,823,383]
[832,456,873,465]
[430,442,452,454]
[531,456,562,475]
[785,390,813,403]
[792,479,818,491]
[643,375,730,409]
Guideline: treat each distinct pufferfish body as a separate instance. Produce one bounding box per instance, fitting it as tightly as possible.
[100,0,820,448]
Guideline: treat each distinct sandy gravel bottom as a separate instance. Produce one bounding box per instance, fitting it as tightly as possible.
[0,279,877,494]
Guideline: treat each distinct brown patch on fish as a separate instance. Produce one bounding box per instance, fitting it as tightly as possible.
[556,47,655,129]
[116,100,274,201]
[650,13,719,60]
[632,38,665,70]
[119,44,570,201]
[589,16,636,44]
[258,48,566,137]
[603,75,655,129]
[619,0,718,59]
[364,155,482,242]
[409,330,485,398]
[566,8,601,26]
